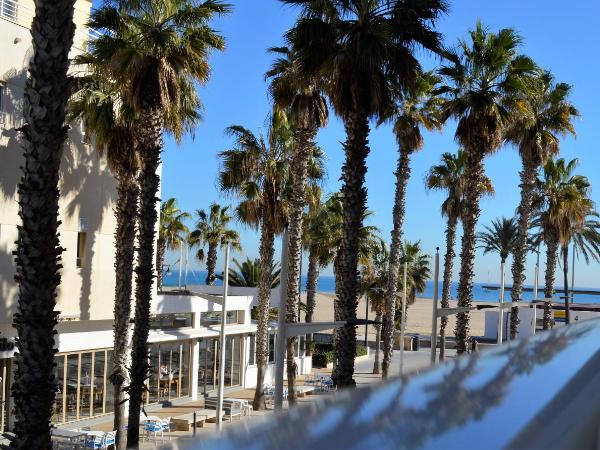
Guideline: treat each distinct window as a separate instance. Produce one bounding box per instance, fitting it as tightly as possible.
[149,313,192,330]
[248,334,256,366]
[0,0,17,21]
[268,334,276,363]
[201,310,242,327]
[76,232,87,268]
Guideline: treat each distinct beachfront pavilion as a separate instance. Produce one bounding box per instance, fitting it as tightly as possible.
[0,288,311,431]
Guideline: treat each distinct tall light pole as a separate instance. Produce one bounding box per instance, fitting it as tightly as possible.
[216,243,231,431]
[399,262,408,376]
[497,261,505,345]
[178,241,183,289]
[274,228,289,411]
[430,248,439,364]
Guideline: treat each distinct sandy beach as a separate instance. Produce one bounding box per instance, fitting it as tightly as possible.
[307,292,493,340]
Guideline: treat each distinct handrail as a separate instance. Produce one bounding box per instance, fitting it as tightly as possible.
[168,319,600,450]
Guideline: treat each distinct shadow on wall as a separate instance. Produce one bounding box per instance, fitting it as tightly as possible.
[0,46,117,323]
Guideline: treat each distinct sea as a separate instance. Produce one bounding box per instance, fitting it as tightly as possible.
[164,270,600,304]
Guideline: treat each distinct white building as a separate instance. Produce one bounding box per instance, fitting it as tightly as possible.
[0,0,310,430]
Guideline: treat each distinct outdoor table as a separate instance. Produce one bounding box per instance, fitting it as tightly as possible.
[51,429,87,449]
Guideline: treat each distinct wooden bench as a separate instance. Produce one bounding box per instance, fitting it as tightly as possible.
[296,386,316,398]
[171,409,217,431]
[204,397,243,421]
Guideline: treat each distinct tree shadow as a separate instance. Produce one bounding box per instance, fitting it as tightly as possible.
[0,45,116,323]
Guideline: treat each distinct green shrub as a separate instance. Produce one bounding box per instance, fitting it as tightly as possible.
[356,345,367,357]
[312,353,328,368]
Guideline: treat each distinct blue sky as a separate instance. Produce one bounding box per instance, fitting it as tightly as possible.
[158,0,600,287]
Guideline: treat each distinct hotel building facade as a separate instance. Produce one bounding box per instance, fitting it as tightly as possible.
[0,0,310,431]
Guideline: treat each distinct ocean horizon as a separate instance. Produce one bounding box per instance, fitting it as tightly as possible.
[164,270,600,304]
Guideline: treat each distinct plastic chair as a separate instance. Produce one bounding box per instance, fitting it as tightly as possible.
[102,431,116,449]
[144,420,163,441]
[161,417,172,440]
[85,432,105,449]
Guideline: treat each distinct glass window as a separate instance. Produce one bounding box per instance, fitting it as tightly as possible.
[248,334,256,366]
[198,338,216,395]
[149,313,192,330]
[232,336,241,386]
[52,356,65,424]
[79,353,93,418]
[299,336,306,357]
[180,342,190,397]
[224,337,232,386]
[105,351,114,414]
[268,334,276,363]
[76,232,87,268]
[0,1,17,21]
[148,345,159,404]
[65,354,79,421]
[201,310,242,327]
[93,351,105,416]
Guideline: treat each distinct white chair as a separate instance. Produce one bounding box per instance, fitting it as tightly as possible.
[144,419,163,441]
[85,432,104,449]
[102,431,116,449]
[161,417,173,440]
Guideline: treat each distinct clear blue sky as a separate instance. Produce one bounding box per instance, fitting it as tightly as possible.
[157,0,600,287]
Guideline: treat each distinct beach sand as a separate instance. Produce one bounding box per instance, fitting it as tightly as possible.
[306,292,493,339]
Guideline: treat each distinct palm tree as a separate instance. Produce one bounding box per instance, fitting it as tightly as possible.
[504,70,578,338]
[157,198,190,291]
[534,158,592,328]
[399,241,432,308]
[284,0,446,387]
[438,21,535,353]
[266,45,328,403]
[478,217,519,266]
[82,2,230,445]
[216,258,281,288]
[425,149,493,359]
[68,72,139,450]
[218,113,324,409]
[381,71,443,378]
[11,1,76,447]
[565,214,600,302]
[189,203,242,285]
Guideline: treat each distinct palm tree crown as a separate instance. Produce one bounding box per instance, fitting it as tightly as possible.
[216,258,281,288]
[159,198,190,252]
[477,217,519,264]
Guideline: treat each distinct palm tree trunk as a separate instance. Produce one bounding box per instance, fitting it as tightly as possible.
[562,244,570,325]
[509,155,537,339]
[112,176,138,450]
[11,1,75,448]
[205,243,218,285]
[127,104,163,449]
[543,237,558,330]
[454,149,485,354]
[372,309,382,374]
[305,251,319,356]
[382,147,411,378]
[334,111,370,388]
[156,237,165,291]
[439,214,458,361]
[285,128,315,405]
[252,222,275,410]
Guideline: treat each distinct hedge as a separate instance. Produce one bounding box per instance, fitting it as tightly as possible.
[312,344,367,368]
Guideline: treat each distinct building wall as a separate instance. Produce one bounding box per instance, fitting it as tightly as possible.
[0,0,123,325]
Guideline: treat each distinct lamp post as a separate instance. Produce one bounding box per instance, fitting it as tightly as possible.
[430,248,439,365]
[497,261,505,345]
[399,262,408,375]
[274,228,289,411]
[216,243,231,431]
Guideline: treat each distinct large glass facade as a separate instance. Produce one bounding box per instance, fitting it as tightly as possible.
[51,342,190,425]
[145,341,191,405]
[0,359,12,432]
[197,335,243,394]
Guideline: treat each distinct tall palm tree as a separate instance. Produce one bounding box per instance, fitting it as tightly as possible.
[68,73,139,450]
[565,213,600,301]
[11,1,76,447]
[189,203,241,285]
[83,2,229,445]
[438,21,535,353]
[216,258,281,288]
[381,71,443,378]
[534,158,592,328]
[218,113,324,409]
[284,0,446,387]
[399,241,432,308]
[425,149,493,359]
[504,70,578,338]
[477,217,519,266]
[157,198,190,291]
[266,45,328,404]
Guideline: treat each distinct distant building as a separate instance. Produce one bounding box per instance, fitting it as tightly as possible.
[0,0,310,431]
